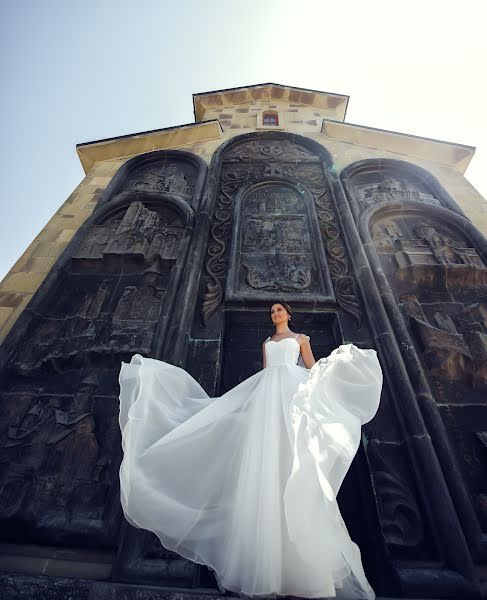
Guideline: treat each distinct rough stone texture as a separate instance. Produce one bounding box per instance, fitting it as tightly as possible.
[2,97,485,346]
[0,159,124,342]
[0,574,450,600]
[0,150,209,589]
[202,98,333,133]
[343,158,487,561]
[1,92,487,599]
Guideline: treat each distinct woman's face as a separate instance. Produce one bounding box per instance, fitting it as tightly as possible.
[270,304,290,325]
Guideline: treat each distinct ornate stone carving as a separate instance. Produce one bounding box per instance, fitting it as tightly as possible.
[372,216,486,272]
[202,165,251,324]
[356,178,441,211]
[313,189,361,324]
[75,201,184,263]
[226,182,331,301]
[371,205,487,533]
[224,139,315,162]
[401,296,487,388]
[13,270,168,373]
[122,163,193,196]
[280,163,325,187]
[9,201,185,372]
[0,378,120,544]
[368,441,424,549]
[201,139,361,324]
[243,264,311,292]
[0,151,203,577]
[408,222,483,266]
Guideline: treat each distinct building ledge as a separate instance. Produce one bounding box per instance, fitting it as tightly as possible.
[76,121,223,174]
[321,119,475,173]
[193,83,349,123]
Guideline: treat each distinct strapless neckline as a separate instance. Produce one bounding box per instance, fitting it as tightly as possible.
[266,337,300,347]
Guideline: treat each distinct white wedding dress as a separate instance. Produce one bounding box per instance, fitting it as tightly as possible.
[118,335,383,599]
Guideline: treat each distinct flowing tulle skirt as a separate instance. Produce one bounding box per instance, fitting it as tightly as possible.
[118,344,383,599]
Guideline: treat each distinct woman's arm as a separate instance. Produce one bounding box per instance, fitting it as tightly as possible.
[262,341,267,369]
[299,334,316,369]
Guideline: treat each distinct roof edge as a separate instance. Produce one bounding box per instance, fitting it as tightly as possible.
[193,83,350,123]
[76,120,223,174]
[322,119,476,173]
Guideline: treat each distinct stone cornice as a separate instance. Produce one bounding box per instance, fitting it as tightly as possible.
[322,119,475,173]
[76,120,223,174]
[193,83,349,123]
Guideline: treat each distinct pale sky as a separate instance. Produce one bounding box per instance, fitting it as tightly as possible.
[1,0,486,281]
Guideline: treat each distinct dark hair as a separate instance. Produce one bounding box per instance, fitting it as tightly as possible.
[269,301,293,317]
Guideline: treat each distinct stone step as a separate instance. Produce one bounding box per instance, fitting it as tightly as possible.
[0,573,458,600]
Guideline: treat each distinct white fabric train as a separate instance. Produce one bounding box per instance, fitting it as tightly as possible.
[118,336,383,599]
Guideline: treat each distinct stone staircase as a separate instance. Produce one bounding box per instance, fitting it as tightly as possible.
[0,574,475,600]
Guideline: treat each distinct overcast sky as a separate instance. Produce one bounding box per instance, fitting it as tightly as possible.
[1,0,486,281]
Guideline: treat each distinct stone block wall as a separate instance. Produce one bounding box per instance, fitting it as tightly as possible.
[202,98,336,133]
[1,107,486,342]
[0,160,123,341]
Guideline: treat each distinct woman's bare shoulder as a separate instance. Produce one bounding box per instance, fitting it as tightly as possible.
[296,333,311,344]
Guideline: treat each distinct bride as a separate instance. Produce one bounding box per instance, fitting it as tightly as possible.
[118,302,383,599]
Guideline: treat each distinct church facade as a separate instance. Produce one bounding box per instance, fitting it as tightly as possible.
[0,84,486,599]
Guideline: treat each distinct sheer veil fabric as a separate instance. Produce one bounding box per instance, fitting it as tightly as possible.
[118,335,383,599]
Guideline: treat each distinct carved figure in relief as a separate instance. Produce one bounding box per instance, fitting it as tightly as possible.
[373,217,486,269]
[11,267,168,371]
[202,141,361,325]
[105,202,156,257]
[411,221,483,266]
[78,279,112,319]
[0,376,116,533]
[74,227,111,259]
[360,179,439,210]
[46,376,100,480]
[1,378,99,497]
[4,394,55,460]
[372,220,404,249]
[75,202,184,264]
[413,222,458,265]
[433,311,458,334]
[113,272,164,322]
[401,296,487,388]
[124,163,191,196]
[236,186,316,296]
[118,301,382,598]
[12,200,185,373]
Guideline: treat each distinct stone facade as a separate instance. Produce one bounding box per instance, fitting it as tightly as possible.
[1,84,486,599]
[1,87,483,344]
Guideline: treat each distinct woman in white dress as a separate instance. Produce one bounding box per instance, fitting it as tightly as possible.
[118,302,383,599]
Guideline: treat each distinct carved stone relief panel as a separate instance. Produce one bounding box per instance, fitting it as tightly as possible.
[12,202,184,374]
[367,440,430,557]
[226,181,333,301]
[201,136,361,324]
[74,201,184,266]
[223,138,317,162]
[0,378,122,546]
[0,197,190,548]
[369,205,487,530]
[119,159,196,199]
[349,169,442,214]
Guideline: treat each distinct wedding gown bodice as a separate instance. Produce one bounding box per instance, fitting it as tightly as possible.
[264,336,301,367]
